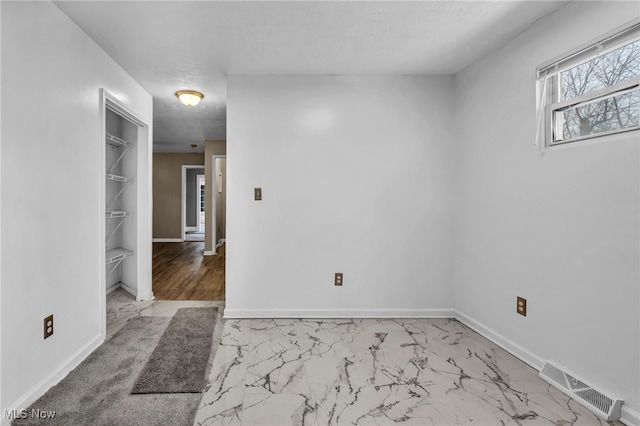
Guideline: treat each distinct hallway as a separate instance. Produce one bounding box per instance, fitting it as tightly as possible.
[153,242,225,301]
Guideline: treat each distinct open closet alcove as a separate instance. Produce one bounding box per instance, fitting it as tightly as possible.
[101,89,153,309]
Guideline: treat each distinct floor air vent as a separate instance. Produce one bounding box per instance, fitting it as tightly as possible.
[539,361,622,421]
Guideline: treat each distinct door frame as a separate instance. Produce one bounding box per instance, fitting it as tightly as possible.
[211,155,226,252]
[181,165,205,241]
[197,174,205,232]
[99,88,153,339]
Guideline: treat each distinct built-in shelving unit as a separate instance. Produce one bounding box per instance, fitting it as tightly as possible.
[106,173,130,182]
[105,210,129,219]
[100,88,152,321]
[106,133,129,147]
[105,108,138,295]
[106,248,134,265]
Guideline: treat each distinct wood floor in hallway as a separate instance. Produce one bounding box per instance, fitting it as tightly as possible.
[152,242,225,301]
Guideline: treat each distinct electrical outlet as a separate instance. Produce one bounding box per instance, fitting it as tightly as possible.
[517,297,527,316]
[254,187,262,201]
[44,315,54,339]
[335,273,343,286]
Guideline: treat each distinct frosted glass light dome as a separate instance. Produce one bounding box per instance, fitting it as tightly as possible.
[176,90,203,107]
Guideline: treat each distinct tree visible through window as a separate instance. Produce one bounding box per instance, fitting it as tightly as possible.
[538,23,640,147]
[560,40,639,140]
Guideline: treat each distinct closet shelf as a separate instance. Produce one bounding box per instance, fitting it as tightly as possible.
[105,133,130,147]
[106,210,129,218]
[106,174,131,183]
[106,133,132,174]
[106,248,134,264]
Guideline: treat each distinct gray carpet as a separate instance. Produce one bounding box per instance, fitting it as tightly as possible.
[12,315,210,426]
[132,307,217,394]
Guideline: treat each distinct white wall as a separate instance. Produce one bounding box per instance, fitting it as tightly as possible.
[0,1,152,417]
[454,1,639,420]
[2,1,636,423]
[0,1,3,417]
[226,76,456,317]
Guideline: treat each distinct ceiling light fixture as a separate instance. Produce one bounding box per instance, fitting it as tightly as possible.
[176,90,204,107]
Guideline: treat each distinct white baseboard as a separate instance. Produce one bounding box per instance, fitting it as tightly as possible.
[224,308,455,319]
[185,226,198,232]
[225,306,637,425]
[454,310,639,425]
[4,307,633,426]
[106,282,139,299]
[453,309,544,371]
[105,282,120,294]
[621,406,640,426]
[152,238,183,243]
[120,282,137,298]
[203,250,215,256]
[4,334,103,424]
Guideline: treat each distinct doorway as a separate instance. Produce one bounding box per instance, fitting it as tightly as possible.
[152,157,225,301]
[212,156,226,251]
[197,174,205,232]
[182,165,205,242]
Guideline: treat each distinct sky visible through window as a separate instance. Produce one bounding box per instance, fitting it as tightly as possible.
[560,39,639,139]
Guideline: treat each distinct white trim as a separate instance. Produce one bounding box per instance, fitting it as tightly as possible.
[99,89,108,348]
[453,309,544,370]
[551,76,640,112]
[185,226,198,232]
[540,127,637,153]
[105,282,120,294]
[0,2,4,415]
[537,18,640,77]
[222,308,541,368]
[546,77,640,147]
[203,250,215,256]
[120,281,137,298]
[1,303,633,426]
[224,308,455,319]
[3,334,103,424]
[539,26,640,149]
[452,310,638,425]
[105,96,146,128]
[100,88,154,342]
[138,114,154,303]
[152,238,183,243]
[621,406,640,426]
[221,306,640,424]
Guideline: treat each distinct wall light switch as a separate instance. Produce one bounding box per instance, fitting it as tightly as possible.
[254,187,262,201]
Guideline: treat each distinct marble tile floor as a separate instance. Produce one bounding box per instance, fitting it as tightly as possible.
[107,291,620,426]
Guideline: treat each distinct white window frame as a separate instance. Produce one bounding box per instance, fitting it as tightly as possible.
[537,19,640,148]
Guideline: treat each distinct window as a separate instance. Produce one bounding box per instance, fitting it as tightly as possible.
[537,21,640,147]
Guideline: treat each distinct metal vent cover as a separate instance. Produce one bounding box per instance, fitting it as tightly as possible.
[539,361,623,421]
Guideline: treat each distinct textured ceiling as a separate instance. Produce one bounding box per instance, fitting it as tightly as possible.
[55,1,569,152]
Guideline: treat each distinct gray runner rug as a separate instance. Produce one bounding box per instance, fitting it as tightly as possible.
[13,316,203,426]
[131,307,217,394]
